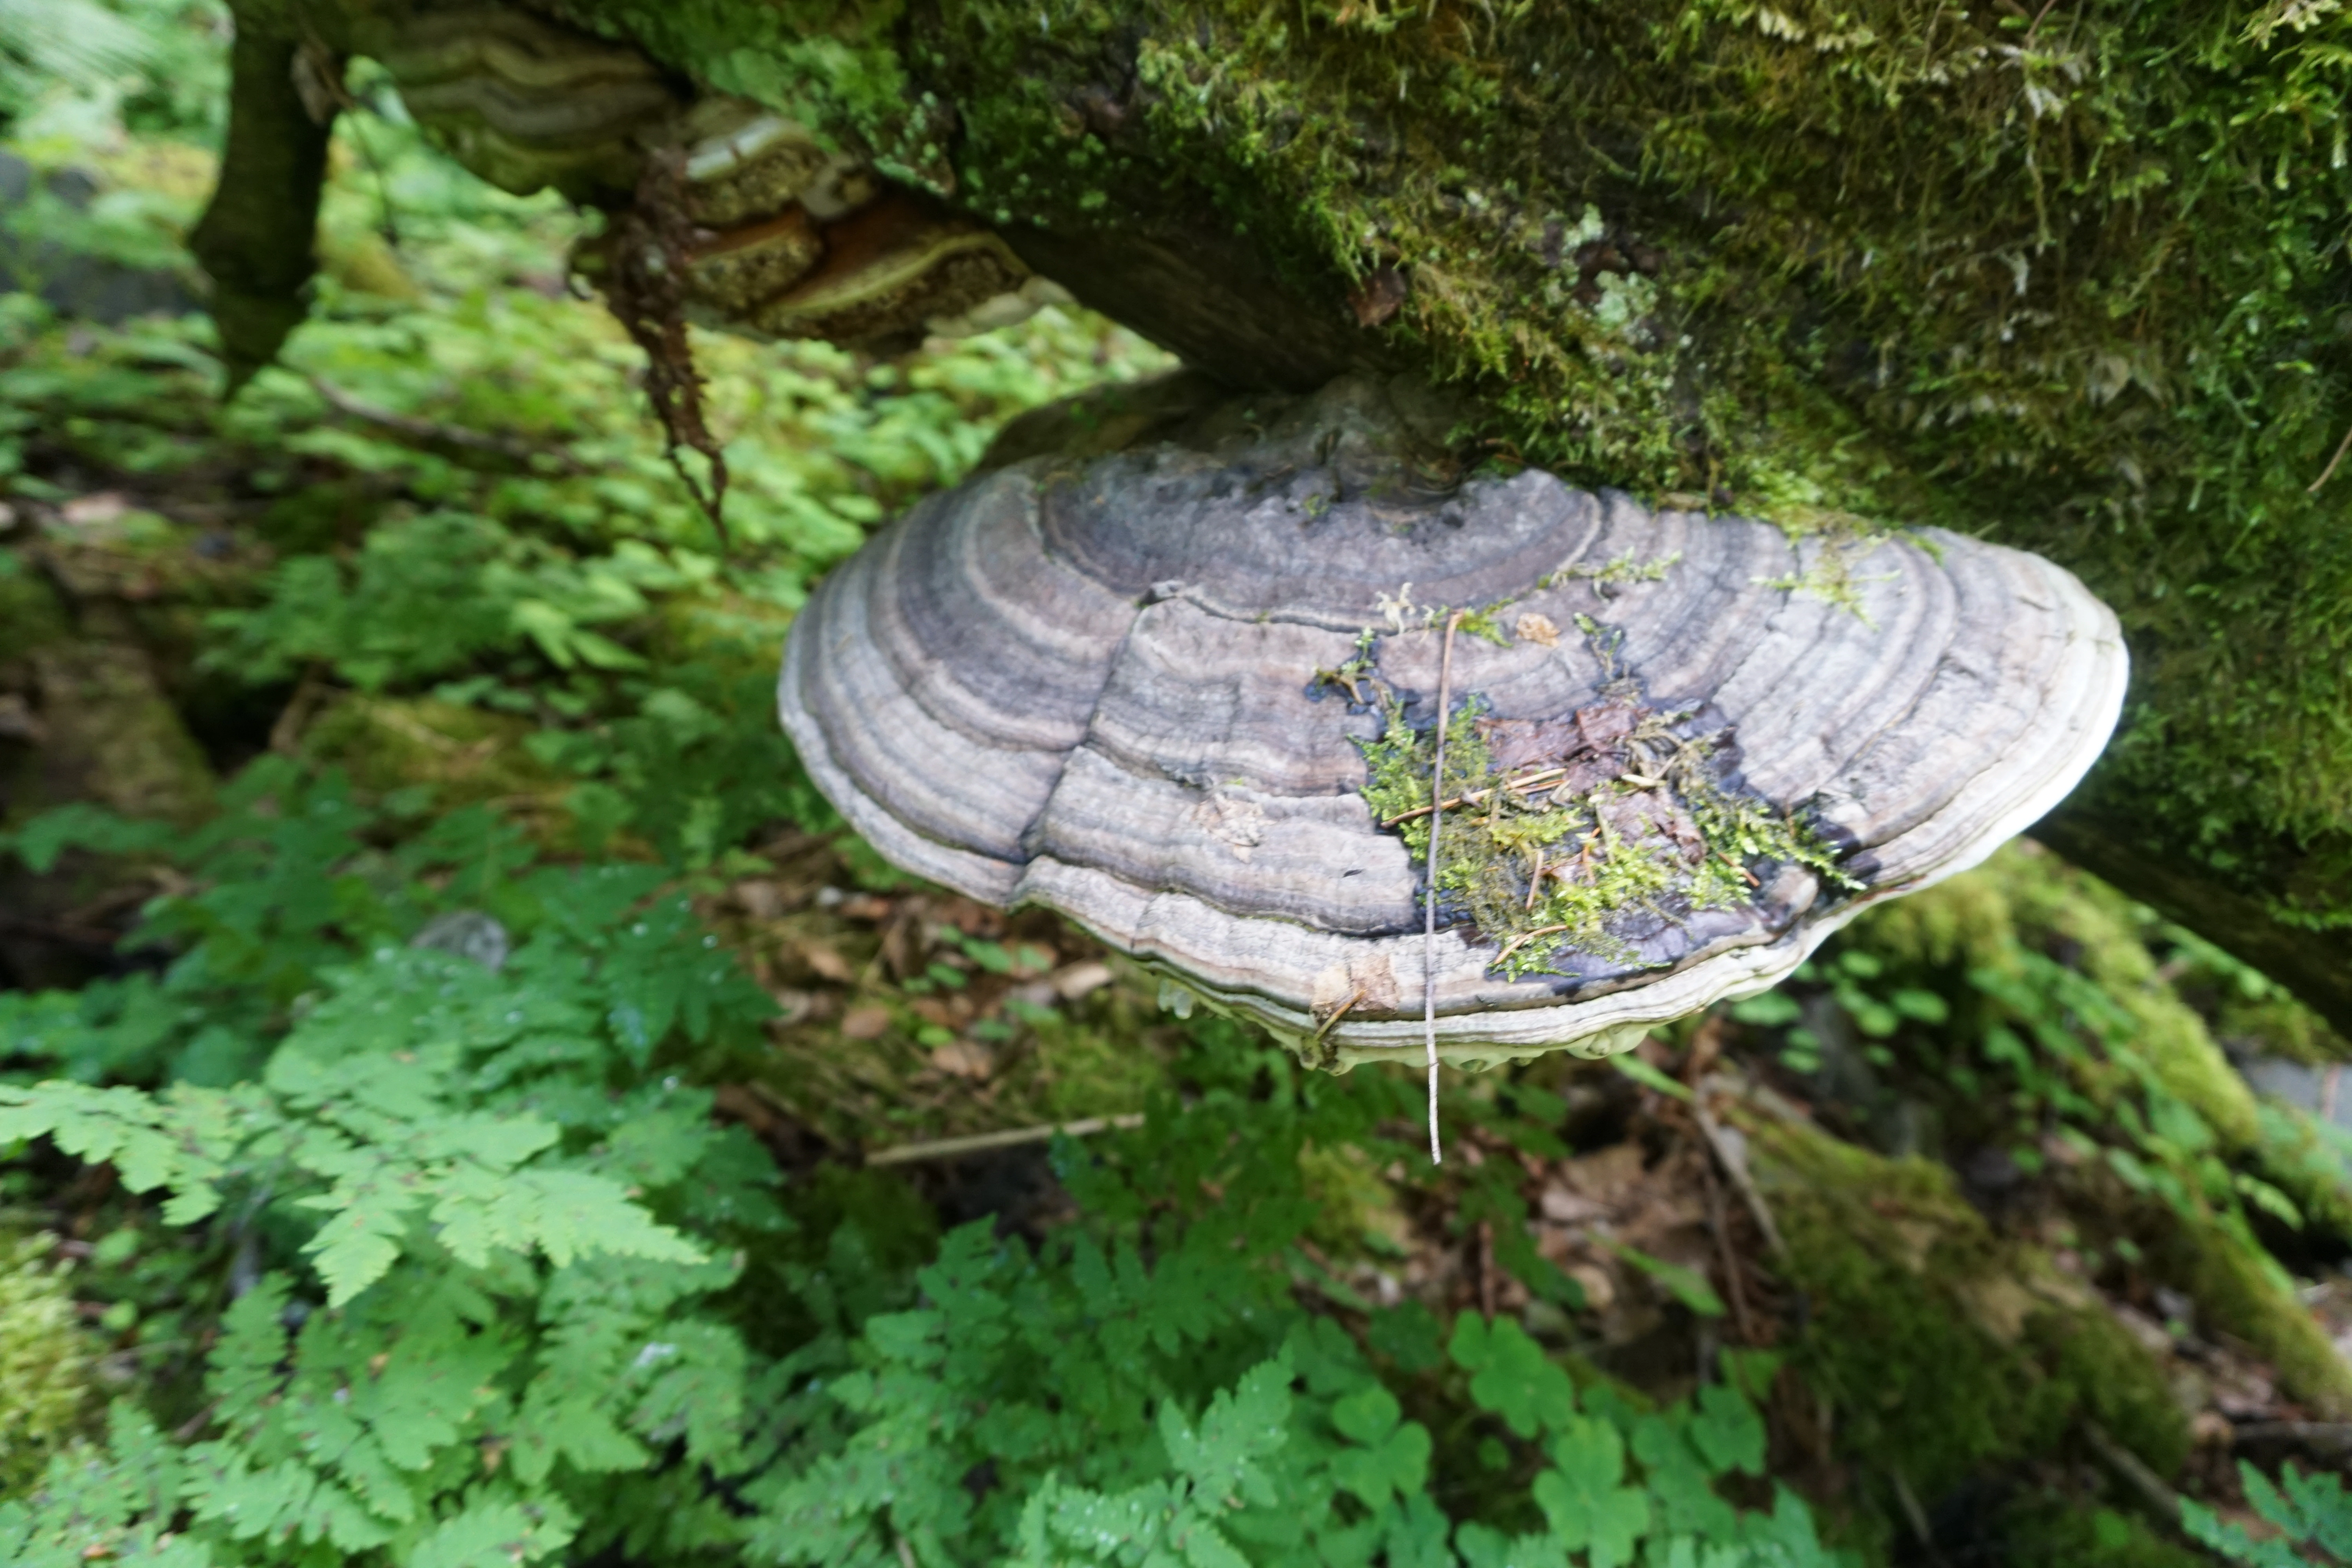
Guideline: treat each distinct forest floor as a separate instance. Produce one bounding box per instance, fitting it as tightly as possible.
[7,11,2352,1568]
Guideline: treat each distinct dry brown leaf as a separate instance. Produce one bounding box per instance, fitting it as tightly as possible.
[839,1005,892,1040]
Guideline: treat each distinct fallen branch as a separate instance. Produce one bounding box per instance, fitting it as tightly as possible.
[306,374,585,474]
[864,1113,1143,1167]
[0,911,126,948]
[2081,1419,2183,1528]
[2229,1420,2352,1454]
[1693,1082,1788,1259]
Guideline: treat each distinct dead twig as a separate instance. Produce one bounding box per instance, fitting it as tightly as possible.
[864,1113,1144,1167]
[1382,765,1571,826]
[1494,923,1579,967]
[1693,1083,1787,1258]
[2081,1419,2183,1529]
[268,663,330,756]
[1698,1158,1757,1344]
[1310,988,1362,1048]
[1889,1469,1949,1566]
[2311,419,2352,494]
[305,375,584,474]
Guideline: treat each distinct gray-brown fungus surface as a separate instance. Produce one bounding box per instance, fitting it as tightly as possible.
[779,378,2127,1067]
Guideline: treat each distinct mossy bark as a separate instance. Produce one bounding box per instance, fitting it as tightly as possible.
[0,571,217,990]
[2039,810,2352,1066]
[0,576,214,829]
[189,7,334,390]
[225,0,2352,1033]
[1737,1102,2194,1497]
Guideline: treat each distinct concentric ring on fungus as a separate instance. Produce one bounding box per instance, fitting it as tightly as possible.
[779,376,2128,1069]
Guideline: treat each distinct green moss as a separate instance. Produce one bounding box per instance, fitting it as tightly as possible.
[301,694,563,810]
[2000,1496,2209,1568]
[1748,1110,2188,1499]
[1543,550,1682,590]
[21,630,217,827]
[1850,864,2018,976]
[188,16,332,389]
[1352,619,1847,980]
[0,1234,98,1494]
[1842,843,2352,1411]
[1859,844,2282,1155]
[2026,1308,2192,1480]
[2165,1204,2352,1419]
[0,566,73,655]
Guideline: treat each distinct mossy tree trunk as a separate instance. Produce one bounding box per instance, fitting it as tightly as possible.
[220,0,2352,1031]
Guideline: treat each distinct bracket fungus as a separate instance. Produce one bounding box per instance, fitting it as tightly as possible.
[781,377,2127,1069]
[373,5,1042,351]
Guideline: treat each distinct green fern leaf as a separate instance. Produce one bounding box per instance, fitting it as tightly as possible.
[407,1495,578,1568]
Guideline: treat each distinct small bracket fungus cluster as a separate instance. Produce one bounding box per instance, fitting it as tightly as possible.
[374,6,1051,351]
[779,376,2129,1069]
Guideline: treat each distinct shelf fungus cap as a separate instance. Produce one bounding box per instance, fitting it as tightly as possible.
[375,9,1044,351]
[779,377,2127,1068]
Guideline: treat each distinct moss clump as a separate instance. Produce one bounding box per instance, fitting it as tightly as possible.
[302,695,564,811]
[2000,1496,2210,1568]
[20,628,217,828]
[2026,1308,2193,1480]
[1747,1109,2188,1500]
[1351,627,1847,980]
[2163,1204,2352,1419]
[0,1234,98,1493]
[1844,843,2352,1410]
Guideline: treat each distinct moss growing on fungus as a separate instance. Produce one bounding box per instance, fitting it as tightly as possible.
[1349,616,1848,981]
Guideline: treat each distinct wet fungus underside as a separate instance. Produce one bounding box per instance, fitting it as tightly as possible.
[780,376,2129,1067]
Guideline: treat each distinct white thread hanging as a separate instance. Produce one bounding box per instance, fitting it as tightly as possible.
[1423,610,1462,1165]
